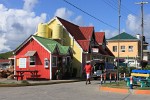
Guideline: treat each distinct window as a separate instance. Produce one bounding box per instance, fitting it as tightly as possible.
[30,56,35,66]
[121,46,125,52]
[62,56,71,66]
[19,58,26,68]
[52,56,57,67]
[128,46,133,52]
[113,46,117,52]
[44,58,49,68]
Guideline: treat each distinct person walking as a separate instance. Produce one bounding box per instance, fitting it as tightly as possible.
[84,61,92,85]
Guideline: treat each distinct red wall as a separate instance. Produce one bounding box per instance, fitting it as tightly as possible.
[15,38,50,80]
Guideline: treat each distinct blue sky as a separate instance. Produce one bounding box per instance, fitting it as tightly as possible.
[0,0,150,53]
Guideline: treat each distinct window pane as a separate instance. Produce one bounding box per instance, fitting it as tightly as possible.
[30,56,35,65]
[113,46,117,52]
[129,46,133,52]
[121,46,125,52]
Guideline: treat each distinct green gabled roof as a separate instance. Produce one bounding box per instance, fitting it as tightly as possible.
[33,35,70,55]
[60,46,70,55]
[47,44,57,53]
[108,32,138,40]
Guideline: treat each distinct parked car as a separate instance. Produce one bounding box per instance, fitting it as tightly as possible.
[91,59,115,80]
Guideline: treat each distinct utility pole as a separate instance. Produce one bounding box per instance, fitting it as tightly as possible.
[135,1,148,68]
[117,0,121,83]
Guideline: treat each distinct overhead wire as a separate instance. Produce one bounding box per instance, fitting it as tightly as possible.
[63,0,118,30]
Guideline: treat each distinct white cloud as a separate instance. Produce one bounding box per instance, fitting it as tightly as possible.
[100,29,118,39]
[88,23,94,26]
[0,3,46,53]
[126,14,150,40]
[23,0,38,12]
[126,14,141,33]
[54,7,73,20]
[0,34,11,52]
[54,7,85,26]
[73,15,84,26]
[100,29,126,39]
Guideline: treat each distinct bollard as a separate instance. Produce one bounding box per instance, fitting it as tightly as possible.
[114,73,116,82]
[130,76,133,89]
[100,74,103,84]
[124,73,126,79]
[104,73,106,83]
[119,73,121,80]
[109,73,111,83]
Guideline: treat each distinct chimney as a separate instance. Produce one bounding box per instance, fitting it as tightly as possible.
[136,34,140,40]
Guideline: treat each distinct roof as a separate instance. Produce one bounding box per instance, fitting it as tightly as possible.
[108,32,138,40]
[57,16,94,52]
[25,51,36,56]
[0,59,10,63]
[56,17,113,56]
[95,32,105,44]
[57,17,85,40]
[79,27,94,40]
[78,40,90,52]
[33,35,70,55]
[99,46,114,57]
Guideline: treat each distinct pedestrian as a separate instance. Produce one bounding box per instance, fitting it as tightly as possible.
[84,61,92,85]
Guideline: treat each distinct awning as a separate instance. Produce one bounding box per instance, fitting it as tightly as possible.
[25,51,36,56]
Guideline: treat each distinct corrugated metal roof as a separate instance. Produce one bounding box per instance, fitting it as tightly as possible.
[78,40,90,52]
[95,32,105,44]
[79,27,94,40]
[33,35,70,55]
[108,32,138,40]
[25,51,36,56]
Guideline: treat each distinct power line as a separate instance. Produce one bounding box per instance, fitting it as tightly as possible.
[63,0,118,30]
[101,0,137,23]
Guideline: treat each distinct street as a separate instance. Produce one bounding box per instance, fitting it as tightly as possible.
[0,80,149,100]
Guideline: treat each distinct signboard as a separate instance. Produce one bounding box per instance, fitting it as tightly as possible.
[92,48,99,53]
[19,58,26,68]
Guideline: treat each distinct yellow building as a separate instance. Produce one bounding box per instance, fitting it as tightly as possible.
[36,16,114,77]
[107,32,141,67]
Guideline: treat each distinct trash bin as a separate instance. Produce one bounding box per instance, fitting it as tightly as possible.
[125,77,130,87]
[127,80,130,87]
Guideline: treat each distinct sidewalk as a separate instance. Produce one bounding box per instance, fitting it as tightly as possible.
[0,78,81,87]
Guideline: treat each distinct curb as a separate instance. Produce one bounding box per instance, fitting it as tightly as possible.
[99,86,129,94]
[0,80,81,87]
[134,90,150,95]
[99,86,150,95]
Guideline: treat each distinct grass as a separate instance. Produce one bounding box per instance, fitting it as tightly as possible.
[102,81,128,89]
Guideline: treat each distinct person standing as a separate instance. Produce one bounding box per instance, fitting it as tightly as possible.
[84,61,92,85]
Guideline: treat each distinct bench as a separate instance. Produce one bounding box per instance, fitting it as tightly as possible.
[140,78,150,87]
[31,74,41,79]
[14,75,24,81]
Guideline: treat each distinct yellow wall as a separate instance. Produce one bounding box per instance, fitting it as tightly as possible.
[107,41,140,58]
[48,19,82,77]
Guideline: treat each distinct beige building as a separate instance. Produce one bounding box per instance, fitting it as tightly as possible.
[107,32,141,67]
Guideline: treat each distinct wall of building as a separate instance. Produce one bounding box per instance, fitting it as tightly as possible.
[48,19,82,77]
[15,38,50,79]
[107,41,139,58]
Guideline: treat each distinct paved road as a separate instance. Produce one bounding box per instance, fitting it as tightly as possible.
[0,81,149,100]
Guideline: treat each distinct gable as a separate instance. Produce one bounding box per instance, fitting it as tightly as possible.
[95,32,105,44]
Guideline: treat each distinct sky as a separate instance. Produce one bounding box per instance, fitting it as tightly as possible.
[0,0,150,53]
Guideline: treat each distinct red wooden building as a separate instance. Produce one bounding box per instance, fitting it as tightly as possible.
[14,35,72,80]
